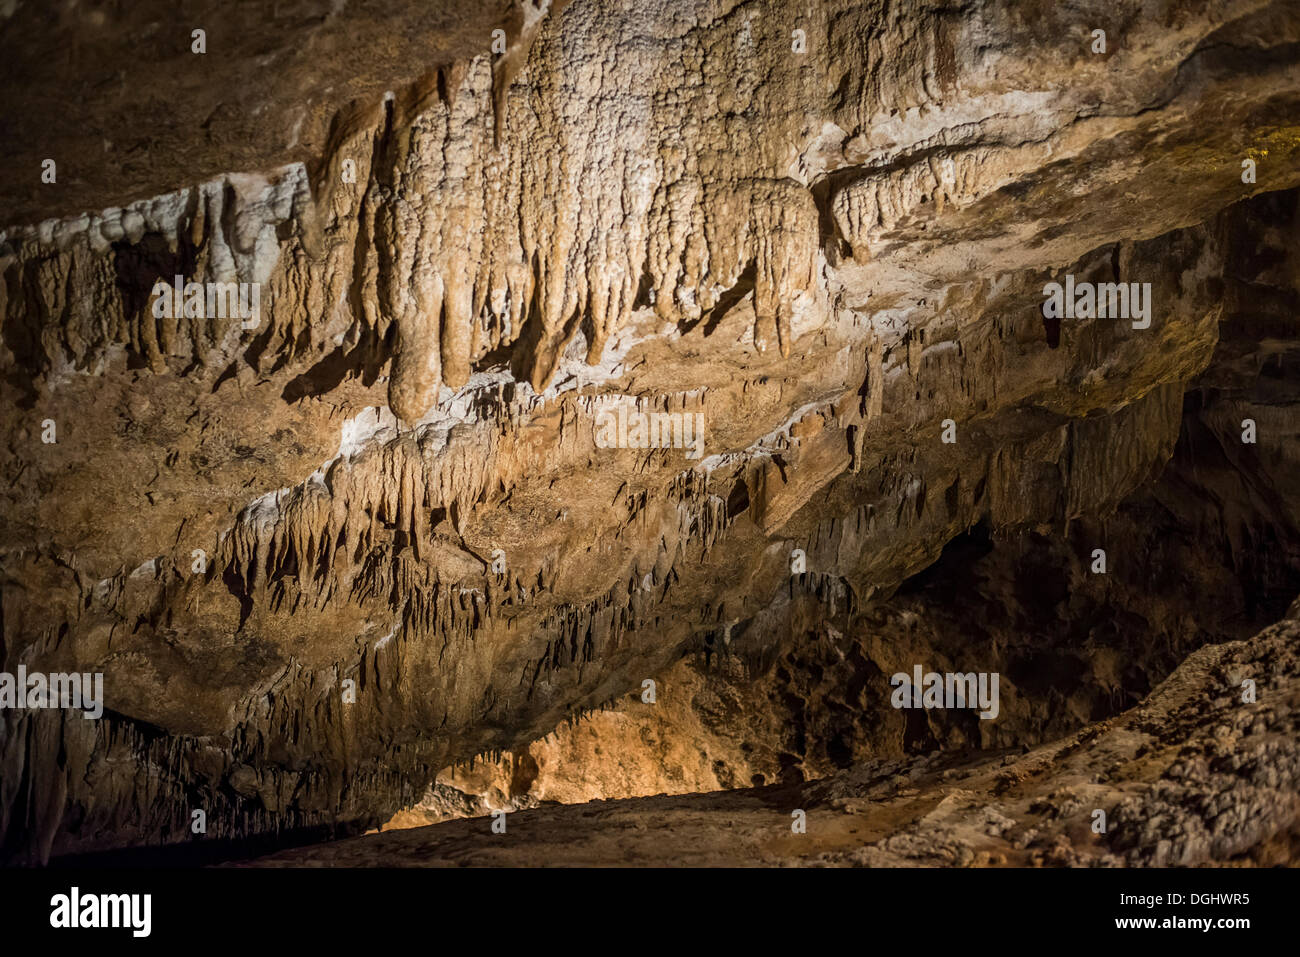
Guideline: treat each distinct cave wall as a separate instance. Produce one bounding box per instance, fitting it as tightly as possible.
[2,0,1299,863]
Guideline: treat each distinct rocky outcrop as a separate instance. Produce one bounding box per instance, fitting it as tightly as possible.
[2,0,1299,863]
[247,609,1300,867]
[0,0,531,226]
[387,189,1300,822]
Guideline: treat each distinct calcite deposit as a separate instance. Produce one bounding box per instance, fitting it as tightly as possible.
[1,0,1299,866]
[248,608,1300,867]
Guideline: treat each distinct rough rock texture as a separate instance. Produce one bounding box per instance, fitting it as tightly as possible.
[0,0,529,226]
[389,190,1300,824]
[248,609,1300,867]
[2,0,1299,864]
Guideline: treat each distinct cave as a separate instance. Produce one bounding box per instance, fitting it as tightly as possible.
[1,0,1298,914]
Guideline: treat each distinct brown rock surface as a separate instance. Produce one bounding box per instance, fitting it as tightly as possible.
[245,610,1300,866]
[0,0,529,227]
[1,0,1299,864]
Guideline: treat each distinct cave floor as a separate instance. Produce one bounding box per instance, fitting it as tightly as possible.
[240,615,1300,868]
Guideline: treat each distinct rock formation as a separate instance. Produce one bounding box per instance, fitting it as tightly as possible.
[246,607,1300,867]
[1,0,1298,865]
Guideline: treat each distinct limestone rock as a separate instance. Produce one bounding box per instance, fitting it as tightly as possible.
[1,0,1299,864]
